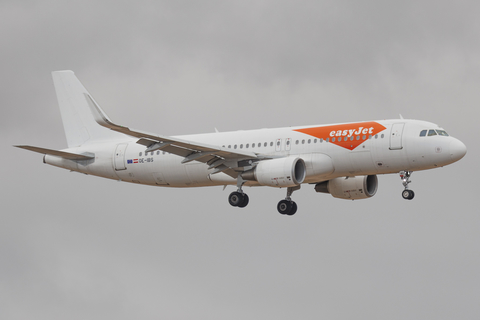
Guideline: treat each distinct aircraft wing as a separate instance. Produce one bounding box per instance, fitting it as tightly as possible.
[86,94,258,175]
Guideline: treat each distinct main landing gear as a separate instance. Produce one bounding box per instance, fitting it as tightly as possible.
[228,176,249,208]
[399,171,415,200]
[228,191,249,208]
[277,185,300,216]
[227,176,300,215]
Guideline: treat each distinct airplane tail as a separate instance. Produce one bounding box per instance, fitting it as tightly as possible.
[52,70,125,147]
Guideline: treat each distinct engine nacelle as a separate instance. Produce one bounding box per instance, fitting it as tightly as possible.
[315,175,378,199]
[242,156,306,187]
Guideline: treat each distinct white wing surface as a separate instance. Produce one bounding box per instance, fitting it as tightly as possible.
[85,93,259,174]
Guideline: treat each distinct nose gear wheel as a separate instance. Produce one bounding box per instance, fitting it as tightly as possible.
[402,189,415,200]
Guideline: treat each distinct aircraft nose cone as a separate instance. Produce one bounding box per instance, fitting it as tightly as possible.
[450,139,467,162]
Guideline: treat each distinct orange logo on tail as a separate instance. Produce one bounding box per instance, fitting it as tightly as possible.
[294,122,387,150]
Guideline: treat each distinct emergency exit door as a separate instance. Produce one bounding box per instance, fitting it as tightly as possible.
[114,143,128,170]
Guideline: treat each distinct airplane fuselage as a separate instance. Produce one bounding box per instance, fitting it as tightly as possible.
[44,119,465,188]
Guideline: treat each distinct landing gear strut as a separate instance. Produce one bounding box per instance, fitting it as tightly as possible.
[228,176,249,208]
[277,185,300,215]
[399,171,415,200]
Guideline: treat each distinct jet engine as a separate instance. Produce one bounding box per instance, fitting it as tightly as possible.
[242,156,306,187]
[314,175,378,199]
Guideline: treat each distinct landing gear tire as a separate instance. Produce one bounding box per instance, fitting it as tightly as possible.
[238,193,249,208]
[399,171,415,200]
[228,192,249,208]
[402,189,415,200]
[229,192,243,207]
[277,200,297,215]
[287,202,297,216]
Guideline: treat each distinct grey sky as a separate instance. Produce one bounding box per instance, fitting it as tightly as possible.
[2,1,479,319]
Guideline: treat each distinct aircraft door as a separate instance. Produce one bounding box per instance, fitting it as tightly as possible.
[275,138,282,152]
[390,123,405,150]
[114,143,128,171]
[285,138,292,151]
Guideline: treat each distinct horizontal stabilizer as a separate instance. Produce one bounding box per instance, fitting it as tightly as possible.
[15,145,94,160]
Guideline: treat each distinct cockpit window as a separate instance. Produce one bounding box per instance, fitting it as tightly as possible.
[436,130,449,136]
[421,129,449,137]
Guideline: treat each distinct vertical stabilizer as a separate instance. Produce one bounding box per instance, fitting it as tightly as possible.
[52,70,125,147]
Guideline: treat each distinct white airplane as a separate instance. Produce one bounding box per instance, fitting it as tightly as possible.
[16,71,467,215]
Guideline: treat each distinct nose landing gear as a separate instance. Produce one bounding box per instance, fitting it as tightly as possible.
[399,171,415,200]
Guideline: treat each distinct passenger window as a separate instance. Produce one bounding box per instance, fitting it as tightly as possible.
[264,142,267,147]
[302,140,305,144]
[362,135,366,140]
[381,134,384,138]
[234,145,237,149]
[240,144,243,149]
[228,145,231,148]
[428,130,437,136]
[332,138,335,142]
[139,152,142,156]
[251,143,255,148]
[157,151,160,155]
[314,139,317,143]
[246,144,249,148]
[258,143,261,147]
[270,142,273,146]
[436,130,449,136]
[296,140,299,144]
